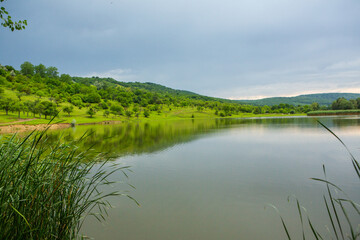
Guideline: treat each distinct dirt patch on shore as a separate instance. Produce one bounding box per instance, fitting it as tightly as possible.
[0,123,71,134]
[0,120,126,134]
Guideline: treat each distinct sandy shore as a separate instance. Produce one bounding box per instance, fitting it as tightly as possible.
[0,123,71,134]
[0,120,125,134]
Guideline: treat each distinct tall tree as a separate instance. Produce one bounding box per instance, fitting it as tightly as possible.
[34,64,46,77]
[20,61,34,76]
[0,97,14,115]
[46,67,59,78]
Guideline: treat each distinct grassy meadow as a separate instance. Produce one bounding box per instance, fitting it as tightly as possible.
[0,88,305,127]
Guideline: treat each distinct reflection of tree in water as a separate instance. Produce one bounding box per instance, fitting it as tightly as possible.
[43,117,356,160]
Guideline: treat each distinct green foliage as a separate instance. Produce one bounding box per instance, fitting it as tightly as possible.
[0,130,133,239]
[11,101,24,118]
[60,74,72,84]
[0,97,14,114]
[46,66,58,78]
[62,105,73,116]
[125,109,133,118]
[332,97,357,110]
[20,62,34,76]
[307,109,360,116]
[0,0,27,31]
[0,61,313,124]
[38,101,57,119]
[86,107,96,118]
[237,93,360,106]
[34,64,46,77]
[143,109,150,118]
[103,110,110,117]
[110,104,124,116]
[83,92,101,103]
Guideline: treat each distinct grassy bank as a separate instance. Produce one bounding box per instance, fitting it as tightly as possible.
[307,109,360,116]
[0,105,306,127]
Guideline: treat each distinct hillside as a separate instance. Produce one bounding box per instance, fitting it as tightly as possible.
[72,77,231,102]
[236,93,360,106]
[1,62,359,127]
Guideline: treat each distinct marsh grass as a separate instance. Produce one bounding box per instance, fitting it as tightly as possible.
[272,120,360,239]
[0,127,136,239]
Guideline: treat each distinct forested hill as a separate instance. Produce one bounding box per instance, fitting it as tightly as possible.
[1,62,359,119]
[236,93,360,106]
[72,77,231,103]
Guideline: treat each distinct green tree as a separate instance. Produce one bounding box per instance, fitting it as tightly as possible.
[310,102,320,111]
[143,109,150,118]
[46,66,59,78]
[86,107,96,118]
[11,101,24,118]
[0,97,14,115]
[38,101,57,119]
[24,100,32,116]
[0,0,27,31]
[27,100,38,117]
[103,110,110,117]
[20,61,34,76]
[261,105,271,114]
[84,92,101,103]
[332,98,354,110]
[253,106,262,114]
[110,104,124,117]
[34,64,46,77]
[36,90,45,99]
[125,110,132,118]
[16,91,24,101]
[60,74,72,84]
[62,105,73,117]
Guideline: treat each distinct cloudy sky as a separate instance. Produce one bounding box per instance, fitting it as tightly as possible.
[1,0,359,99]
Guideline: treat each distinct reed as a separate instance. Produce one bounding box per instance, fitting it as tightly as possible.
[0,128,135,239]
[273,120,360,239]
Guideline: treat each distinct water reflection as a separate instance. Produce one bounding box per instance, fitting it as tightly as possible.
[75,116,360,240]
[45,116,360,159]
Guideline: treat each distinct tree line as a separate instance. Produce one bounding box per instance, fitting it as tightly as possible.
[0,62,327,119]
[331,97,360,110]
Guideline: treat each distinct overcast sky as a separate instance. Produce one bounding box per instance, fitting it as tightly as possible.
[1,0,359,99]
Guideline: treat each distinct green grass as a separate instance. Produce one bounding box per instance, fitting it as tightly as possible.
[0,128,136,239]
[0,88,305,126]
[308,109,360,116]
[0,104,306,127]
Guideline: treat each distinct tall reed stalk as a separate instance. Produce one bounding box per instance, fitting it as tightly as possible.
[0,128,134,239]
[273,121,360,240]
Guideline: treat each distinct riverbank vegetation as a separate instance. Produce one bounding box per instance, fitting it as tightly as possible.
[307,97,360,116]
[0,128,133,239]
[0,62,315,126]
[308,109,360,116]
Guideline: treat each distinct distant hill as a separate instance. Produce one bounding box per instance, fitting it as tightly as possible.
[72,77,232,102]
[73,77,360,106]
[235,93,360,106]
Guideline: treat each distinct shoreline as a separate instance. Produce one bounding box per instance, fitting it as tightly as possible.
[0,114,307,134]
[0,120,126,134]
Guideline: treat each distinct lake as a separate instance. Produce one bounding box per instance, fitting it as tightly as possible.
[48,116,360,239]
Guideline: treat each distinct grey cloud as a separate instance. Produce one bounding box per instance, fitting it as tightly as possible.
[0,0,359,98]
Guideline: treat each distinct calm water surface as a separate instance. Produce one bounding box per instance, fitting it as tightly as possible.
[52,116,360,239]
